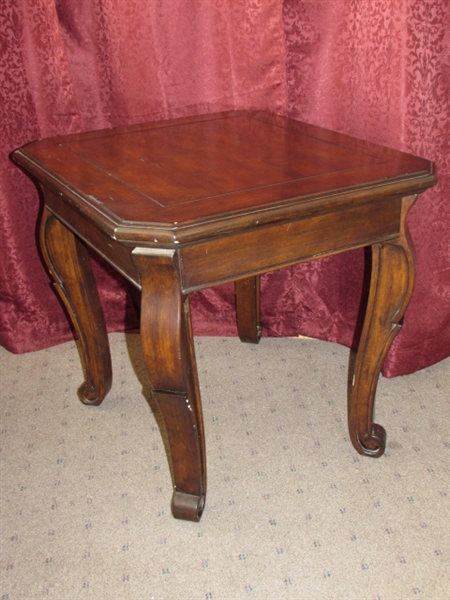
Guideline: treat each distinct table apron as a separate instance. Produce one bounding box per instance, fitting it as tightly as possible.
[43,188,402,295]
[179,197,402,292]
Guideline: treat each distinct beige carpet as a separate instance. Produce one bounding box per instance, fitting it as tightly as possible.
[1,333,449,600]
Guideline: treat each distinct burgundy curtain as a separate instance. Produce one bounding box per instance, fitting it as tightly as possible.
[282,0,450,376]
[0,0,286,350]
[1,0,449,377]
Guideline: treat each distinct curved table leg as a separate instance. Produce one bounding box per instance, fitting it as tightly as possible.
[133,248,206,521]
[235,275,262,344]
[349,196,417,457]
[39,206,112,405]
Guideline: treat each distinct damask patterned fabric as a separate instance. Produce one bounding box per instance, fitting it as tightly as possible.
[282,0,450,376]
[0,0,286,350]
[1,0,449,377]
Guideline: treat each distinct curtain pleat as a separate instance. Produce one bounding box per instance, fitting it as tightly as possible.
[1,0,448,376]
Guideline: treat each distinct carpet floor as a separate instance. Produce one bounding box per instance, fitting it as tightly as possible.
[1,333,449,599]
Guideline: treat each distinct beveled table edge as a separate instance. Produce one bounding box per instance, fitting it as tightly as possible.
[11,110,437,247]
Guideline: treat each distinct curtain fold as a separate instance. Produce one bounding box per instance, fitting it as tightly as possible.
[1,0,448,377]
[283,0,450,376]
[0,0,286,353]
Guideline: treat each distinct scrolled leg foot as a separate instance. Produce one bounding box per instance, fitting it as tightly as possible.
[355,423,387,458]
[78,381,105,406]
[172,491,205,522]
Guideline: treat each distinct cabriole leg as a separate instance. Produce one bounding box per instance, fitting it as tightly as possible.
[133,249,206,521]
[349,196,417,457]
[39,206,112,405]
[235,275,261,344]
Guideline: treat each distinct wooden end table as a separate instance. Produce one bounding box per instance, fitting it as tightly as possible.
[13,111,436,521]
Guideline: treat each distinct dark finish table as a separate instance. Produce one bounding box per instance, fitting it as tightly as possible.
[13,112,436,521]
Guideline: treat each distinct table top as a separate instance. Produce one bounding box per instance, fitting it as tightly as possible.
[14,111,435,245]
